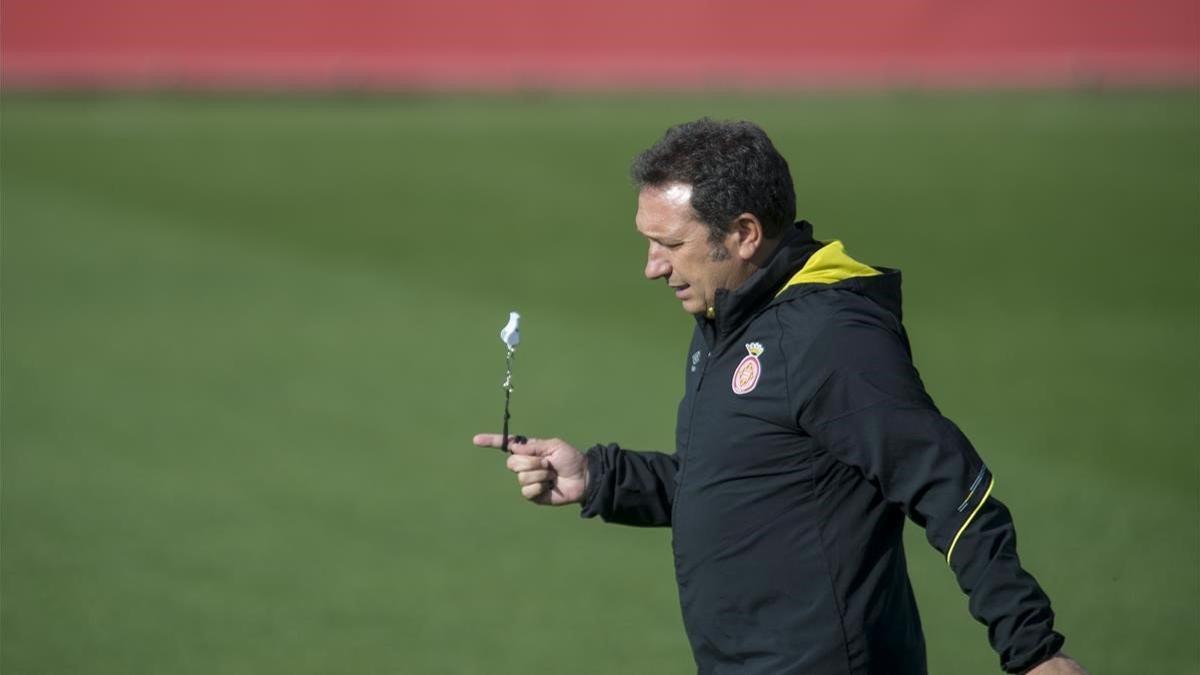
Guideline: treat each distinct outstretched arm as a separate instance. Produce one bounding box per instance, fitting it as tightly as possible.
[785,300,1077,674]
[579,443,679,527]
[471,434,678,526]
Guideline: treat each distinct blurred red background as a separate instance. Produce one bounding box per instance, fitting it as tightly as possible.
[3,0,1197,89]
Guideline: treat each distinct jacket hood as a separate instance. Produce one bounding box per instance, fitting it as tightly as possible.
[774,238,904,323]
[701,221,903,340]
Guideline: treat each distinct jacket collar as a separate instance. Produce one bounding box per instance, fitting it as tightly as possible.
[696,220,824,343]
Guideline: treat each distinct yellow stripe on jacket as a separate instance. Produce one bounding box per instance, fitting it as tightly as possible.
[776,240,881,295]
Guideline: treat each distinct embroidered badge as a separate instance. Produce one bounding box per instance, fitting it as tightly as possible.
[690,350,701,373]
[731,342,764,395]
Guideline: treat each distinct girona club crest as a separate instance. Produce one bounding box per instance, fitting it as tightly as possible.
[732,342,764,395]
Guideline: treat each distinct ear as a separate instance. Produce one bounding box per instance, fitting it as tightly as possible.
[729,213,765,261]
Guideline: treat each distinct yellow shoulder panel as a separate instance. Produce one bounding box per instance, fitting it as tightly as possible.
[776,240,880,296]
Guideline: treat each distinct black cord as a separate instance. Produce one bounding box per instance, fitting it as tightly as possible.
[500,347,515,453]
[501,386,512,453]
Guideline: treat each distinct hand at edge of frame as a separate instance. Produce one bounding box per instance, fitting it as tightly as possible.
[1026,653,1088,675]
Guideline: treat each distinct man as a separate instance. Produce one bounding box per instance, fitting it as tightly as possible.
[473,119,1086,675]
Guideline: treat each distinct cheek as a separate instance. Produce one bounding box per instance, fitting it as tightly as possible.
[668,255,689,280]
[679,249,708,281]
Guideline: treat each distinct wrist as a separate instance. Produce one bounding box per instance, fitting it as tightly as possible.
[578,445,603,508]
[576,461,589,505]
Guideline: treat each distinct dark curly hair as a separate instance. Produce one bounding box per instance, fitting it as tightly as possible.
[630,118,796,242]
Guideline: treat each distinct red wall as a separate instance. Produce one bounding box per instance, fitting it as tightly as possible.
[3,0,1197,89]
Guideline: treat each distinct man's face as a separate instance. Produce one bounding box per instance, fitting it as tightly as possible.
[636,183,747,316]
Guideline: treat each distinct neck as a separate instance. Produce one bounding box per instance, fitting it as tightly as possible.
[746,236,782,273]
[706,237,784,318]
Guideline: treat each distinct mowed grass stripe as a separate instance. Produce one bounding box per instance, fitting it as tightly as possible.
[2,92,1197,674]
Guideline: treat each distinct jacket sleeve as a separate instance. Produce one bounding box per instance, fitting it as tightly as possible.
[788,300,1065,674]
[579,443,678,527]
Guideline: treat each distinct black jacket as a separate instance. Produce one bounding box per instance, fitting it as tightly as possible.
[581,222,1064,674]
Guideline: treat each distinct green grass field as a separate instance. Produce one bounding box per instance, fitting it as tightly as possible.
[3,91,1198,674]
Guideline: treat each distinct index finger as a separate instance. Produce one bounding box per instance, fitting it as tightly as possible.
[472,433,507,449]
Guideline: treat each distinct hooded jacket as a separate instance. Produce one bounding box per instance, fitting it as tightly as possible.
[581,221,1064,674]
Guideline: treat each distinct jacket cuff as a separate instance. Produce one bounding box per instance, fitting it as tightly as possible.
[1007,632,1066,674]
[578,444,609,519]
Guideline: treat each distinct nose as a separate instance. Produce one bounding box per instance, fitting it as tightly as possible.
[644,244,671,280]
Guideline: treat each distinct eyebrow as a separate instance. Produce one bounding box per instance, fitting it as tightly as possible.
[635,220,683,245]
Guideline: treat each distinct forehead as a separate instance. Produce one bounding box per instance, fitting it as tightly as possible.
[635,183,703,238]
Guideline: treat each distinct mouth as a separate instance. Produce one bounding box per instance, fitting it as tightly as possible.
[671,284,690,299]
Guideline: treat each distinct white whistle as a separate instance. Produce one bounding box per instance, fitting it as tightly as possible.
[500,311,521,349]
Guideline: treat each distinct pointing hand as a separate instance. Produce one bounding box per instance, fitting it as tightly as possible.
[472,434,589,505]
